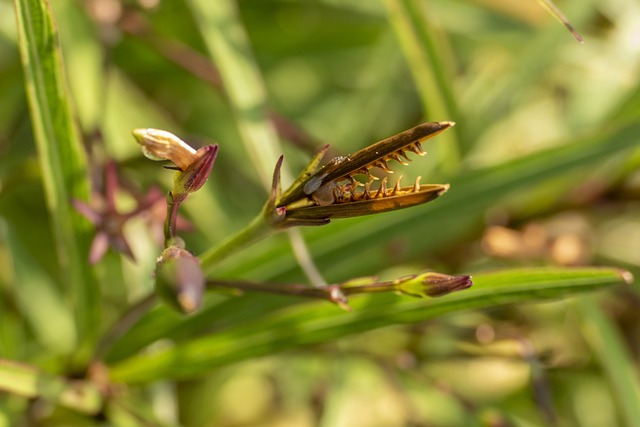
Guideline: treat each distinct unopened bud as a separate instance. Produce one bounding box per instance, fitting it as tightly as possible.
[132,128,197,170]
[155,246,205,314]
[133,128,218,197]
[173,144,218,195]
[397,272,472,298]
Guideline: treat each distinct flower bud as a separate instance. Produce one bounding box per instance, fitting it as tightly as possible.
[173,144,218,196]
[155,246,205,314]
[396,272,472,298]
[132,128,197,170]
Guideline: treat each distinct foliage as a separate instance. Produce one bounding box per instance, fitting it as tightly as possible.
[1,0,639,425]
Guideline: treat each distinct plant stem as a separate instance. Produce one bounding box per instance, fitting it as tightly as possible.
[164,191,182,245]
[207,279,349,309]
[198,211,274,275]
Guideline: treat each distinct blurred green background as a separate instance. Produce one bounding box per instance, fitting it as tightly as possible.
[2,0,640,425]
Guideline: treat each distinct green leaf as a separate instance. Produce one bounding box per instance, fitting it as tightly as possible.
[186,0,288,187]
[383,0,461,168]
[577,297,640,427]
[0,359,102,414]
[14,0,98,351]
[108,267,631,384]
[5,226,75,354]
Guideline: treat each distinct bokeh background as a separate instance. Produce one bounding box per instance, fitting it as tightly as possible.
[1,0,640,425]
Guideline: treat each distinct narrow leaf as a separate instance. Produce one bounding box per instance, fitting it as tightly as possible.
[577,297,640,427]
[108,267,631,383]
[14,0,98,349]
[186,0,288,187]
[383,0,460,168]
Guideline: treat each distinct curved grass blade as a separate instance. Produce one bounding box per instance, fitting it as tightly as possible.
[14,0,98,351]
[108,267,632,383]
[186,0,288,187]
[383,0,461,166]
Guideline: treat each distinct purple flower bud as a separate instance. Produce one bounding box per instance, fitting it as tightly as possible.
[420,272,473,298]
[173,144,218,196]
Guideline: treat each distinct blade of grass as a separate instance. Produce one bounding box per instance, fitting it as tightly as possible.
[185,0,288,186]
[462,0,598,136]
[576,297,640,427]
[108,267,632,383]
[0,359,102,414]
[14,0,99,354]
[383,0,461,169]
[5,227,75,354]
[186,0,324,285]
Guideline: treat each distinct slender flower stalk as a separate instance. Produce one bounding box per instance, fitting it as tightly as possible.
[198,208,275,275]
[207,272,473,310]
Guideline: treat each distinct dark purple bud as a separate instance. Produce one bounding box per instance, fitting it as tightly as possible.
[394,272,472,298]
[420,272,473,298]
[174,144,218,195]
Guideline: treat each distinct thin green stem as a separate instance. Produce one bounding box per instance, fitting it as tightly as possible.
[198,211,275,275]
[164,191,185,246]
[207,279,340,301]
